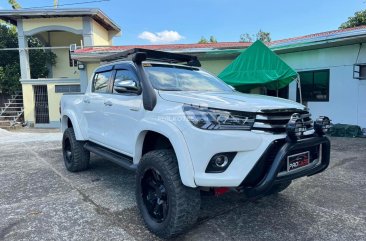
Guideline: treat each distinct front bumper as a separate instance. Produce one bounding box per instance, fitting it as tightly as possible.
[241,136,331,198]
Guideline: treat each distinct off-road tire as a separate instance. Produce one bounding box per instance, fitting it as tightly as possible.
[62,128,90,172]
[136,149,201,239]
[267,181,292,195]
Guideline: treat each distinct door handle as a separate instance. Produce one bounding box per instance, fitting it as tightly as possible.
[129,107,140,111]
[104,101,113,106]
[83,99,90,104]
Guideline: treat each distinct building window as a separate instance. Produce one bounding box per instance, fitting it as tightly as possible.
[354,64,366,79]
[361,65,366,79]
[297,69,329,102]
[55,85,81,93]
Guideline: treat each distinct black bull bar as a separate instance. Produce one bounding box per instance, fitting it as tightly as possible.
[242,136,331,198]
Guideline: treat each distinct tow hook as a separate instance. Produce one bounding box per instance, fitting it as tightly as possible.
[213,187,230,196]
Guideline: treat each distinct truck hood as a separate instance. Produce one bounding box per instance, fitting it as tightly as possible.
[158,91,305,112]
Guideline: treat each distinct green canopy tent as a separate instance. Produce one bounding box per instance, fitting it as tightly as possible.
[218,40,302,102]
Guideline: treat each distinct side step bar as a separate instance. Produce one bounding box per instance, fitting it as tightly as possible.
[84,142,137,171]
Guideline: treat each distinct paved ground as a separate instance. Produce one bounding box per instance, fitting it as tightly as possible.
[0,129,365,241]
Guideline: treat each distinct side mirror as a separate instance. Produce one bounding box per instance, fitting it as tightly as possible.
[114,79,140,94]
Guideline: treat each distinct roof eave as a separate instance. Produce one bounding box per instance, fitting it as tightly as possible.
[271,35,366,54]
[0,8,121,32]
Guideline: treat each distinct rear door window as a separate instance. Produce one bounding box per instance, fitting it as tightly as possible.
[92,71,112,93]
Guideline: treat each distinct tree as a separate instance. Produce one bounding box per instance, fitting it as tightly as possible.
[239,33,253,42]
[209,35,217,43]
[0,24,21,93]
[0,0,56,93]
[198,35,218,44]
[239,30,272,42]
[256,30,271,42]
[198,36,208,44]
[7,0,21,9]
[339,9,366,29]
[0,24,57,93]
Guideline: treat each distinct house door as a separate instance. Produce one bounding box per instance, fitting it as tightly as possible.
[33,85,50,124]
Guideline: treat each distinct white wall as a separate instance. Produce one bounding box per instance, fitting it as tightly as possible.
[280,44,366,128]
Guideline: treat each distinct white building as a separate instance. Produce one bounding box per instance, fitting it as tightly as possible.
[274,27,366,128]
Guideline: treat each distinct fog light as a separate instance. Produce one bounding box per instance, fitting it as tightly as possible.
[314,116,331,135]
[214,155,229,167]
[286,114,306,140]
[205,152,237,173]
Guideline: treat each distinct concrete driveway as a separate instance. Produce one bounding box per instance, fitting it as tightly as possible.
[0,129,365,241]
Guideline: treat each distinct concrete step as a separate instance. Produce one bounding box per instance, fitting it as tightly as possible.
[0,125,22,130]
[1,111,22,114]
[11,95,23,98]
[5,103,23,105]
[2,106,23,109]
[0,115,20,118]
[0,110,23,116]
[1,109,24,113]
[0,118,19,122]
[0,121,12,127]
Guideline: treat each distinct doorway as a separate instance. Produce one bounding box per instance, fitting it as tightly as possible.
[33,85,49,124]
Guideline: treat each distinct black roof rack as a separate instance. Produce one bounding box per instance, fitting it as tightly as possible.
[101,48,201,67]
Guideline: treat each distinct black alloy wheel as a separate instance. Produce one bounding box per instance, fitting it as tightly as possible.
[141,168,169,223]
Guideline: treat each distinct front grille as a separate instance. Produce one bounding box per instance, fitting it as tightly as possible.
[252,108,313,134]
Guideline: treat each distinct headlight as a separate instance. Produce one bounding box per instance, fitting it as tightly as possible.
[183,105,255,130]
[314,116,331,135]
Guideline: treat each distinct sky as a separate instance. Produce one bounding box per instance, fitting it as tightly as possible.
[0,0,365,46]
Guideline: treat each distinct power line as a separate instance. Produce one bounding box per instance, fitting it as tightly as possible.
[20,0,110,10]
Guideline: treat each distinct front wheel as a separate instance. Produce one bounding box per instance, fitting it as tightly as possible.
[136,149,201,239]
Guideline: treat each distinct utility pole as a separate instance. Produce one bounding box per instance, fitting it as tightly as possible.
[54,0,59,8]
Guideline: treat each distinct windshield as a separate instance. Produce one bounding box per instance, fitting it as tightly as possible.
[143,64,233,92]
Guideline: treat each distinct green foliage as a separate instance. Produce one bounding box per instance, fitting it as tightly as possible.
[28,38,57,79]
[239,33,253,42]
[256,30,271,42]
[240,30,271,43]
[7,0,21,9]
[0,24,57,94]
[339,9,366,29]
[0,24,20,93]
[198,35,218,44]
[198,36,208,44]
[209,36,217,43]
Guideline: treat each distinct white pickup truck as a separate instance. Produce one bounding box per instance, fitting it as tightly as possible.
[60,49,331,238]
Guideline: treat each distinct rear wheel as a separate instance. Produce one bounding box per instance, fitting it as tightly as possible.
[62,128,90,172]
[136,149,201,239]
